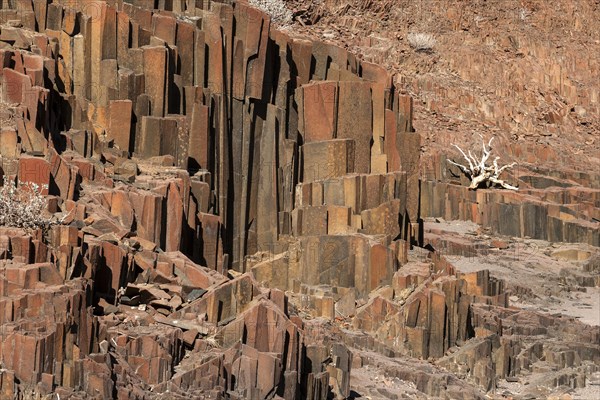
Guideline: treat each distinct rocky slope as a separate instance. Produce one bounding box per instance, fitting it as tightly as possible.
[0,0,597,399]
[285,0,600,165]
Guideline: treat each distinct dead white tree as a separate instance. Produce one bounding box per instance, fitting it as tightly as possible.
[447,135,519,190]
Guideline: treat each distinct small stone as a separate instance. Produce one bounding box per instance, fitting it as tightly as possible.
[99,340,109,354]
[490,239,509,249]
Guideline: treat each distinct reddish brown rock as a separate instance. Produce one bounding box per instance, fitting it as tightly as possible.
[107,100,133,152]
[300,81,338,142]
[0,1,596,399]
[17,156,50,194]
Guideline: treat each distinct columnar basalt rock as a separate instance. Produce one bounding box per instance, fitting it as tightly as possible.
[420,164,600,246]
[0,0,598,399]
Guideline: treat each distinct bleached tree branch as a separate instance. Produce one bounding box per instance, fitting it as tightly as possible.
[452,144,475,172]
[447,136,519,191]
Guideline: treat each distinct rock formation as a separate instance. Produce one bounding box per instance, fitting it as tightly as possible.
[0,0,598,399]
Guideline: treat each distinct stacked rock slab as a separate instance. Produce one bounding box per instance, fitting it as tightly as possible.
[0,1,598,399]
[0,0,417,398]
[2,0,421,285]
[0,0,419,271]
[420,151,599,246]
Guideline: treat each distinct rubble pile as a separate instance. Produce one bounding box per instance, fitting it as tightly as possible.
[0,0,598,399]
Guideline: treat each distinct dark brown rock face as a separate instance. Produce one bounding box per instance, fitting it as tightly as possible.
[420,160,600,247]
[0,1,598,399]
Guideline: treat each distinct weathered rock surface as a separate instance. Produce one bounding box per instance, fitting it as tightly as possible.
[0,0,597,399]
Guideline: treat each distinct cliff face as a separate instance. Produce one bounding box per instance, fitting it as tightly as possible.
[0,1,598,399]
[1,0,421,265]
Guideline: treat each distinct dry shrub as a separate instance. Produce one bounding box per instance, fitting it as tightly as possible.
[249,0,293,25]
[0,176,52,231]
[407,32,436,51]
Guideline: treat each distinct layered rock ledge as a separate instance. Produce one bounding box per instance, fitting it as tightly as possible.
[0,1,598,399]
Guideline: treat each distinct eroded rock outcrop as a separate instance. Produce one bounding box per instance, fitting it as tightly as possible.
[0,0,598,399]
